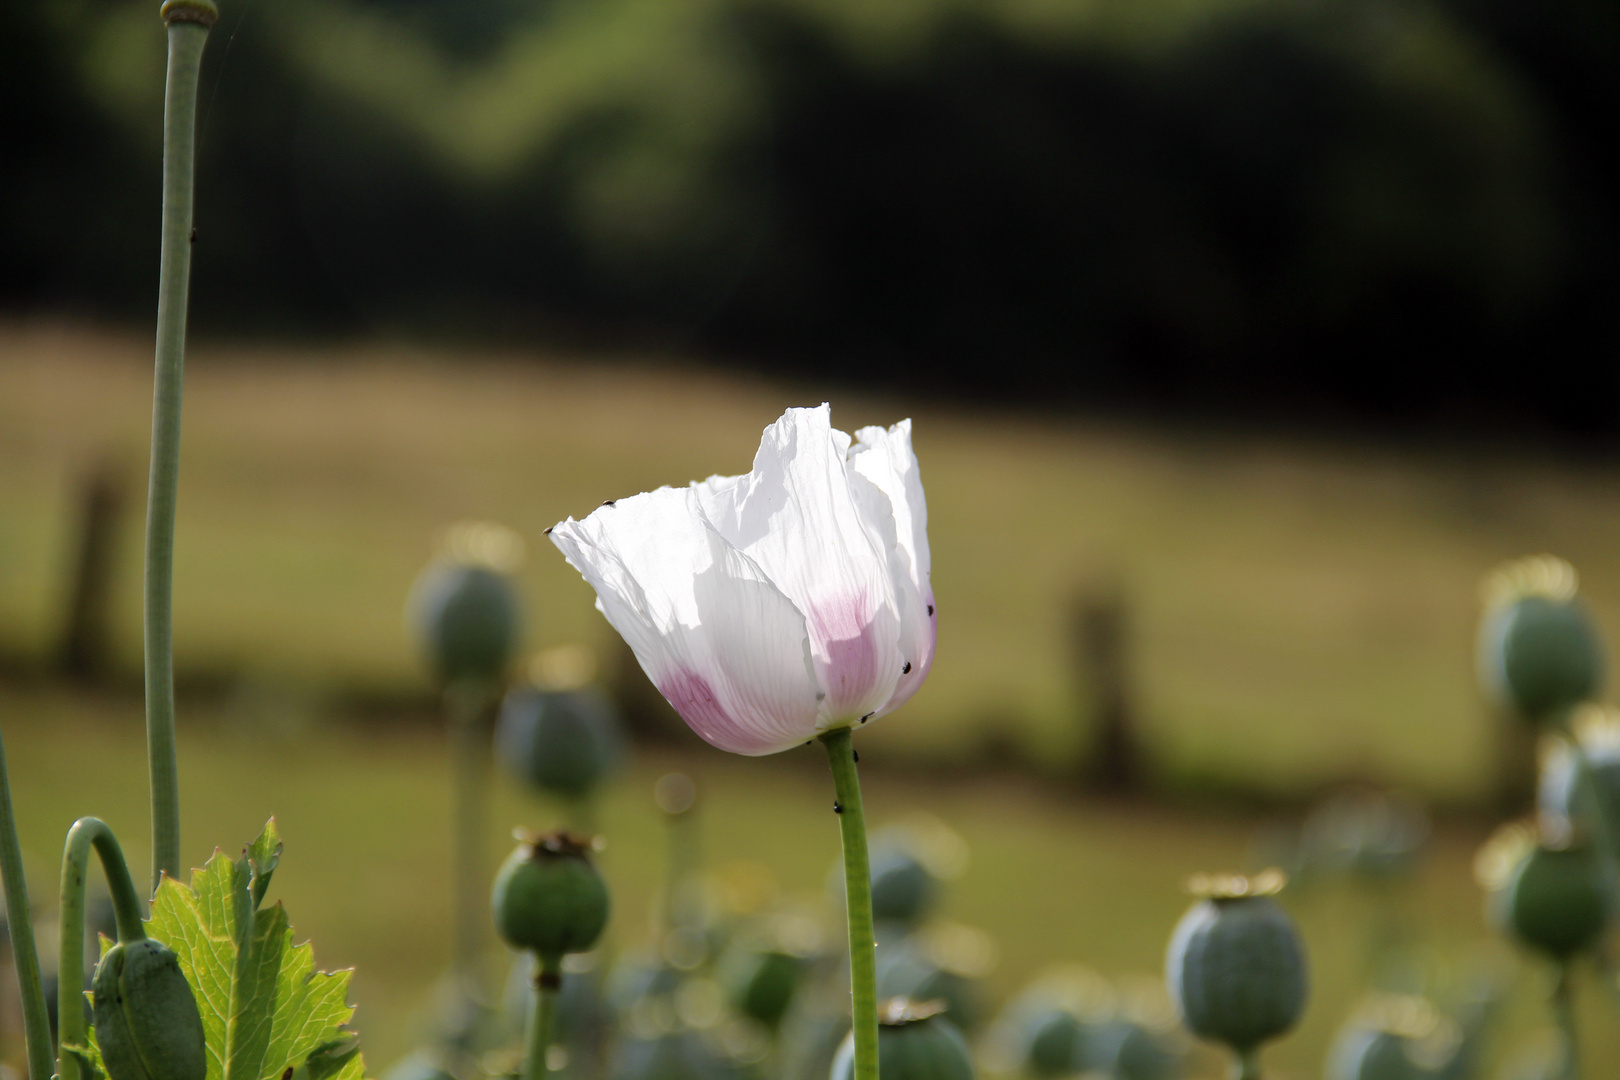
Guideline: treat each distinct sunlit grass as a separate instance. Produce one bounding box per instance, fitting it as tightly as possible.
[8,322,1620,800]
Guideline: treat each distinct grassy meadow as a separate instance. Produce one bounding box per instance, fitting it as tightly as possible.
[5,683,1616,1078]
[8,322,1620,798]
[6,322,1620,1075]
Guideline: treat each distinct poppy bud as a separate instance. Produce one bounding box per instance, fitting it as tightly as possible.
[1477,558,1602,723]
[411,552,521,684]
[492,832,610,964]
[91,938,207,1080]
[496,687,624,800]
[832,999,974,1080]
[1491,834,1608,959]
[1166,871,1306,1055]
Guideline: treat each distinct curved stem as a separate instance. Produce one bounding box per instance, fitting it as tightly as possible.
[821,728,877,1080]
[58,818,148,1080]
[0,724,54,1080]
[523,955,562,1080]
[145,2,215,895]
[1553,963,1579,1080]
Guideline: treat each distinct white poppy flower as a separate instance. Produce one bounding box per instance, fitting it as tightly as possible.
[549,404,935,755]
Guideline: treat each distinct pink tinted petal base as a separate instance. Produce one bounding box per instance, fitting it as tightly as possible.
[659,667,797,756]
[809,592,886,719]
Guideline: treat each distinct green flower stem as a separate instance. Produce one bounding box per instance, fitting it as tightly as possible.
[448,680,494,979]
[145,0,217,895]
[821,728,877,1080]
[523,956,563,1080]
[0,725,54,1080]
[58,818,148,1080]
[1231,1049,1262,1080]
[1553,963,1579,1080]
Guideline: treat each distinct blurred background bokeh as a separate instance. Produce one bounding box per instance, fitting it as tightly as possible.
[5,0,1620,1076]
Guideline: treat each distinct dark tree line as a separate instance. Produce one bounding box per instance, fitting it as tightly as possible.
[4,0,1616,434]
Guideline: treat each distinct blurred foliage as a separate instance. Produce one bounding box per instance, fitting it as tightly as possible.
[4,0,1618,427]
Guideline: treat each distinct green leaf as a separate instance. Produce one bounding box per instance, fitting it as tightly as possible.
[135,821,366,1080]
[62,1022,107,1080]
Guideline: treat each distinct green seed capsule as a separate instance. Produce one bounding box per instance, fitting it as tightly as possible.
[870,845,938,926]
[729,949,805,1029]
[1022,1009,1085,1077]
[876,938,981,1029]
[1166,877,1307,1055]
[496,688,624,800]
[91,938,207,1080]
[492,833,610,963]
[832,999,975,1080]
[1493,838,1609,959]
[412,562,521,684]
[1478,595,1602,722]
[1326,1029,1420,1080]
[1083,1021,1180,1080]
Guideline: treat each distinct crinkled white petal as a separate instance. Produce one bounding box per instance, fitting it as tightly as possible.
[694,404,905,722]
[848,419,936,712]
[549,487,823,755]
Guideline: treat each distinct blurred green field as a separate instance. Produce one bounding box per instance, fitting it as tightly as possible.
[6,683,1617,1078]
[10,323,1620,799]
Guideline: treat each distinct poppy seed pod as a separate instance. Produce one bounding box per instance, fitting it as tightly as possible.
[1492,837,1609,959]
[412,561,521,684]
[496,687,625,799]
[832,999,975,1080]
[1537,713,1620,854]
[1326,1029,1420,1080]
[1478,592,1602,723]
[876,940,981,1029]
[1023,1009,1085,1077]
[730,949,806,1029]
[1083,1021,1179,1080]
[1166,872,1306,1055]
[492,833,610,964]
[91,938,207,1080]
[870,844,938,925]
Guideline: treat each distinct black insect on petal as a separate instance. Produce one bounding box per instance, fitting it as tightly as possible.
[927,605,934,616]
[902,662,912,674]
[602,499,616,507]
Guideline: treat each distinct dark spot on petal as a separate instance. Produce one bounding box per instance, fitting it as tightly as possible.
[927,604,934,616]
[902,662,912,674]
